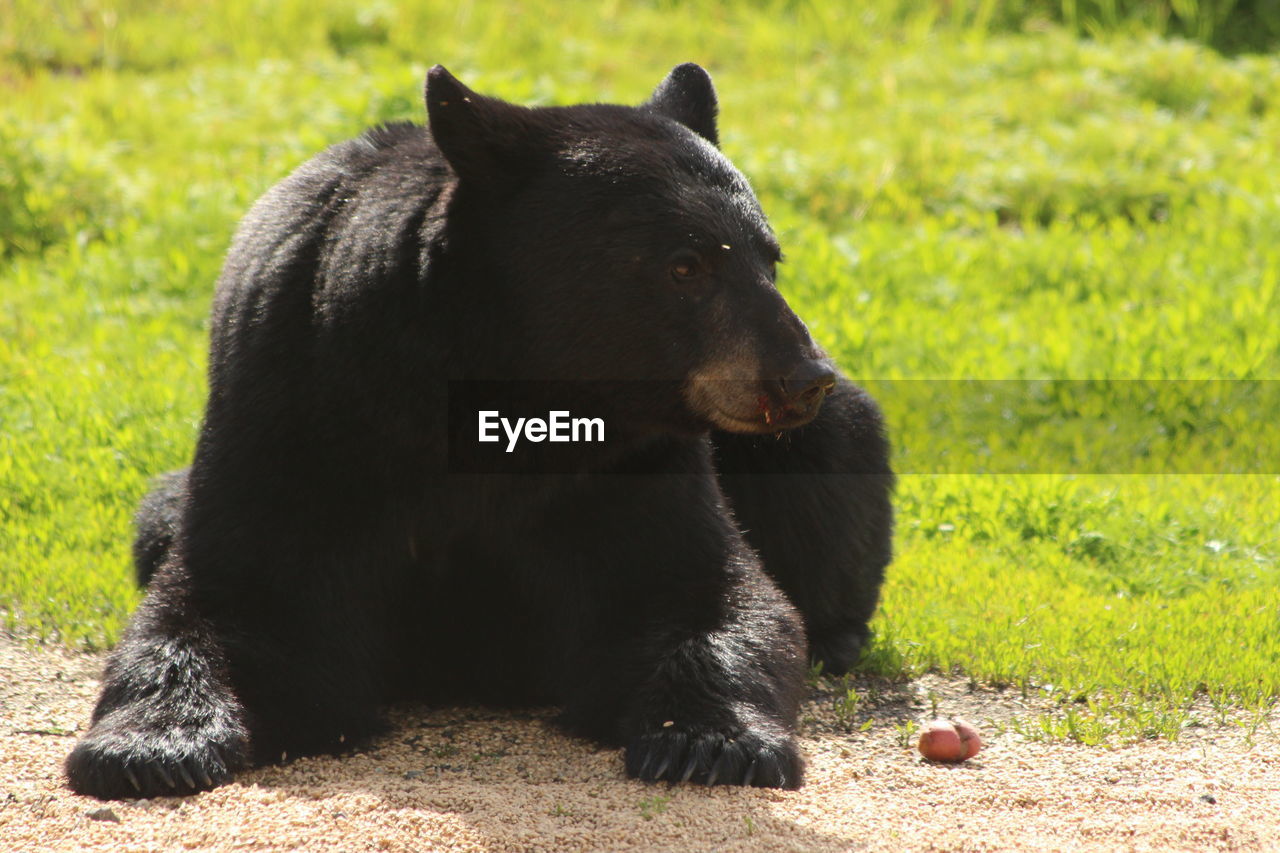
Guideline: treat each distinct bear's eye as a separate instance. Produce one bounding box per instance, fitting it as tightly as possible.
[669,252,703,282]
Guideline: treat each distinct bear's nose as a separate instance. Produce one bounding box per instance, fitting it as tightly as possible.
[780,360,837,412]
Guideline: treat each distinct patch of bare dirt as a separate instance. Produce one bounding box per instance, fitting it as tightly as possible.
[2,632,1277,852]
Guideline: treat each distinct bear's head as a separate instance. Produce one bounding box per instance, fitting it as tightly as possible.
[427,64,834,436]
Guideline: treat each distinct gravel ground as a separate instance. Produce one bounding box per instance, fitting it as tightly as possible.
[2,631,1277,852]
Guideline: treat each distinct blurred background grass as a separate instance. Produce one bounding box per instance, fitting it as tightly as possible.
[1,0,1277,742]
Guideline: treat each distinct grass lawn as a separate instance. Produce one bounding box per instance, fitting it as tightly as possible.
[2,0,1277,744]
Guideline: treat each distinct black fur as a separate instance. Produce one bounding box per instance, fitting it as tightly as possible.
[713,381,894,675]
[66,64,893,800]
[130,469,185,587]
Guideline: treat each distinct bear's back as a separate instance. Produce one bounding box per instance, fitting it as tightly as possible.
[196,122,457,492]
[210,121,451,366]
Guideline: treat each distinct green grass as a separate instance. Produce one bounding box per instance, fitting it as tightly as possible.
[2,1,1277,741]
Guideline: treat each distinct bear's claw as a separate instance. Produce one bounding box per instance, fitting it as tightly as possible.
[196,763,214,788]
[153,763,176,790]
[65,719,246,800]
[706,750,734,786]
[176,762,196,790]
[624,727,802,789]
[678,754,698,783]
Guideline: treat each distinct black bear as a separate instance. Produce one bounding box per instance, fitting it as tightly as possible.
[66,64,893,800]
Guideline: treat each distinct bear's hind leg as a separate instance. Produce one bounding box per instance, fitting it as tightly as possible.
[132,468,188,587]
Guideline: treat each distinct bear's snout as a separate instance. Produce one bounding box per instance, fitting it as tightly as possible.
[782,359,837,412]
[685,358,836,434]
[756,359,837,429]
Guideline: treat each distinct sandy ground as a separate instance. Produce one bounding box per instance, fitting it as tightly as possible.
[2,632,1278,852]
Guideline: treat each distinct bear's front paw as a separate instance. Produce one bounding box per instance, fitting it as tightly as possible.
[66,717,248,801]
[624,726,803,790]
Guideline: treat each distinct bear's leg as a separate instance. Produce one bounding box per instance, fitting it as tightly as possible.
[64,563,251,800]
[69,489,391,800]
[712,377,894,675]
[550,474,808,789]
[615,581,808,790]
[66,556,390,800]
[132,468,188,587]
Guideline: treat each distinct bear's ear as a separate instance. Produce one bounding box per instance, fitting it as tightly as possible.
[425,65,538,185]
[643,63,719,147]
